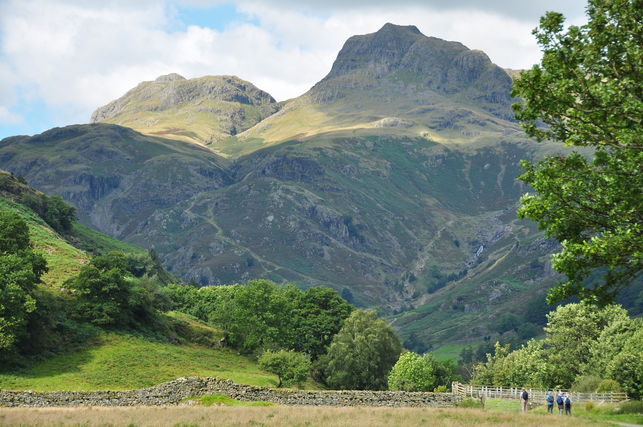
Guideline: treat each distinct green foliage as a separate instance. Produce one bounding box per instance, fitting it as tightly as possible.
[472,302,642,394]
[65,252,156,327]
[258,349,311,387]
[604,327,643,398]
[588,317,641,376]
[513,0,643,305]
[617,400,643,415]
[544,303,629,387]
[21,193,76,233]
[596,379,622,393]
[572,375,603,393]
[388,352,433,391]
[167,281,352,358]
[388,352,438,391]
[290,286,353,359]
[493,313,520,334]
[324,310,402,390]
[472,340,548,388]
[0,210,47,351]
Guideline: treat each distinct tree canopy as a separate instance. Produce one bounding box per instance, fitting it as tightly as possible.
[0,210,47,350]
[324,310,402,390]
[513,0,642,304]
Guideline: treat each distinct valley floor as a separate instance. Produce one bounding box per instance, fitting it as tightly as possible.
[0,406,612,427]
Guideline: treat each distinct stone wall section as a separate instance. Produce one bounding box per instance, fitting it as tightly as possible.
[0,377,462,407]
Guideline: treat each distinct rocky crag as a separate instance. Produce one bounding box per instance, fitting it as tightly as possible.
[91,74,279,150]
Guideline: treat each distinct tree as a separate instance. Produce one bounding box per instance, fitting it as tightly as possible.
[388,352,438,391]
[258,349,311,387]
[513,0,642,305]
[291,286,353,360]
[215,280,299,353]
[65,252,154,327]
[324,310,402,390]
[543,303,629,387]
[0,210,47,350]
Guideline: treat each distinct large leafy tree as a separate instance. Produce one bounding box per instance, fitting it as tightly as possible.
[324,310,402,390]
[513,0,642,304]
[0,210,47,350]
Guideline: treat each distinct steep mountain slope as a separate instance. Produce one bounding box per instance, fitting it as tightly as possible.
[0,24,571,350]
[91,74,279,152]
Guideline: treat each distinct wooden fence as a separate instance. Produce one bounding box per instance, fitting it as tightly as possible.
[451,382,628,403]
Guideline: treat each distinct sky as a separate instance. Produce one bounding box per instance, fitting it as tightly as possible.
[0,0,587,139]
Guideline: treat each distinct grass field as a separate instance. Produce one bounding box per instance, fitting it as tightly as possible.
[0,406,612,427]
[0,332,277,391]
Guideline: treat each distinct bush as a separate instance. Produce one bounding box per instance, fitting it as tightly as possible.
[596,379,622,393]
[388,352,438,392]
[572,375,603,393]
[615,400,643,415]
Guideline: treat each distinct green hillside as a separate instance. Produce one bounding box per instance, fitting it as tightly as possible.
[0,172,281,391]
[0,330,276,391]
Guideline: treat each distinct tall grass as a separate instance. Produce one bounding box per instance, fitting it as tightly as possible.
[0,406,607,427]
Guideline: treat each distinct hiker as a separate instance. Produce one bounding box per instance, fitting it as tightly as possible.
[520,388,529,413]
[546,391,555,413]
[564,393,572,415]
[556,392,564,414]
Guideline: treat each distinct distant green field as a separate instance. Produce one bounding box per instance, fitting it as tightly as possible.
[0,332,278,391]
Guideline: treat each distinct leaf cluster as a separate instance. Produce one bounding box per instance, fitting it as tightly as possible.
[513,0,643,304]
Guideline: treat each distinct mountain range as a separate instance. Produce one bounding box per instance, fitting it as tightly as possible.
[0,23,573,352]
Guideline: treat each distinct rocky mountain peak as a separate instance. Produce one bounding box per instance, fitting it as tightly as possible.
[89,74,279,148]
[155,73,186,82]
[310,23,513,118]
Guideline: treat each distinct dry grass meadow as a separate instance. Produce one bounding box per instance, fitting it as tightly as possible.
[0,405,611,427]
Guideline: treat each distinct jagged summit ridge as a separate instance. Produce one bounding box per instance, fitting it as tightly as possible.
[309,22,512,114]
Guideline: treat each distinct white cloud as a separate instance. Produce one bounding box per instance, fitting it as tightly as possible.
[0,0,587,134]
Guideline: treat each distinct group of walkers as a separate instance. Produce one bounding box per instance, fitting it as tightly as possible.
[520,388,572,415]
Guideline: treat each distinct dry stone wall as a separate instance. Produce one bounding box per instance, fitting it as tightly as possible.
[0,377,461,408]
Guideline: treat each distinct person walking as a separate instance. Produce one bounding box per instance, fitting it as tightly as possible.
[564,393,572,415]
[546,391,555,414]
[556,392,564,414]
[520,388,529,413]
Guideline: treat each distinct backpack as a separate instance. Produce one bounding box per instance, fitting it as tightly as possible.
[521,391,528,400]
[565,397,571,406]
[547,394,554,403]
[557,396,564,404]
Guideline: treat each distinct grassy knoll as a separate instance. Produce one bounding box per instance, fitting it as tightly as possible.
[0,332,277,391]
[0,406,610,426]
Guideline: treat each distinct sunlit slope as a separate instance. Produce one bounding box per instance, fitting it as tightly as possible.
[0,329,277,391]
[231,23,517,157]
[92,74,279,152]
